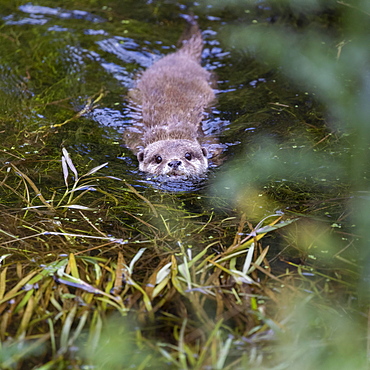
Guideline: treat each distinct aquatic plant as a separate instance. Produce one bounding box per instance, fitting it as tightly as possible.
[0,0,366,368]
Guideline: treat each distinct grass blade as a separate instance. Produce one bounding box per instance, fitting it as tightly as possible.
[83,162,108,177]
[62,148,78,179]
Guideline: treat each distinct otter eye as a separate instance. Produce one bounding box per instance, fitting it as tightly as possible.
[154,155,162,164]
[185,152,192,161]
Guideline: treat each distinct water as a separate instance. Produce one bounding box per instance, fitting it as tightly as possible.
[1,4,352,284]
[0,1,347,229]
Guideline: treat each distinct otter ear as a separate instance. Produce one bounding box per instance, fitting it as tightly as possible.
[201,147,208,157]
[137,151,144,162]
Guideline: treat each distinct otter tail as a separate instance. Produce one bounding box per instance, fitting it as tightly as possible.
[178,14,204,62]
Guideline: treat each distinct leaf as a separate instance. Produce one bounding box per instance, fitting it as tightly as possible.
[0,254,11,266]
[69,311,89,344]
[248,246,270,274]
[83,162,108,177]
[0,270,39,304]
[186,245,212,269]
[113,252,125,294]
[14,289,34,314]
[62,147,78,179]
[105,175,123,181]
[22,205,50,210]
[17,295,35,336]
[152,275,170,299]
[242,242,255,275]
[128,248,146,274]
[87,311,103,355]
[69,185,97,192]
[62,156,69,187]
[68,253,79,279]
[178,256,191,291]
[216,336,233,369]
[11,164,52,208]
[0,266,8,300]
[155,262,172,285]
[171,256,185,295]
[127,279,153,313]
[63,205,97,210]
[256,218,299,234]
[60,305,77,350]
[229,269,255,284]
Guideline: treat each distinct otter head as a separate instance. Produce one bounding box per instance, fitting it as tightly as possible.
[137,139,208,178]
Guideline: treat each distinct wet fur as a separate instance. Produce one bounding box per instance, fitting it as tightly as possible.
[124,19,215,178]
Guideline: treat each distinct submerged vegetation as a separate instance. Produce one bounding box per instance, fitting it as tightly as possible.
[0,0,369,368]
[0,151,358,369]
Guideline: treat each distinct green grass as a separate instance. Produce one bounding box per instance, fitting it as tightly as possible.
[0,149,363,369]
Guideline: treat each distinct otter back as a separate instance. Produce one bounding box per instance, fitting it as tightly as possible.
[125,21,215,179]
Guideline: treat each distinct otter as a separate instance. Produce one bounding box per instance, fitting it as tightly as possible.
[124,18,216,179]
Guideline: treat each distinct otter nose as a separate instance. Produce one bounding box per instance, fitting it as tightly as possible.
[168,160,182,169]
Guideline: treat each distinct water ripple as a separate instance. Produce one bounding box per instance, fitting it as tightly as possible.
[97,37,154,68]
[19,4,105,23]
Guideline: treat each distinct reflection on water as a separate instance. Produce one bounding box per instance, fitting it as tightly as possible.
[141,173,209,193]
[90,108,127,133]
[17,4,105,23]
[97,37,153,68]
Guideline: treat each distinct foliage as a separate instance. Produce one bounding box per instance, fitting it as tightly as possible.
[208,0,370,367]
[0,0,367,369]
